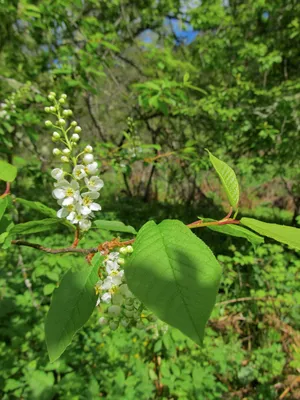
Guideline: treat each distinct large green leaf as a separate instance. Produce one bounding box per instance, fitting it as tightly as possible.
[10,218,61,236]
[125,220,222,345]
[0,197,8,221]
[0,160,17,182]
[206,150,239,208]
[45,254,103,362]
[94,220,137,235]
[240,218,300,250]
[201,218,264,245]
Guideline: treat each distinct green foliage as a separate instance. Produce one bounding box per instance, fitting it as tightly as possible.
[206,150,240,209]
[241,217,300,250]
[10,218,69,236]
[202,218,264,245]
[94,220,137,235]
[0,161,17,182]
[0,197,8,221]
[45,254,103,362]
[126,220,222,345]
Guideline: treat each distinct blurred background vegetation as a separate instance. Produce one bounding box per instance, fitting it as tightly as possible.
[0,0,300,398]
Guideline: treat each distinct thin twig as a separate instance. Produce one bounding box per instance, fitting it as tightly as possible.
[216,296,269,306]
[11,240,98,255]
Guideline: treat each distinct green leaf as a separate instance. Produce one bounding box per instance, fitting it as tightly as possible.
[201,218,264,245]
[45,254,103,362]
[240,218,300,250]
[14,199,75,229]
[125,220,222,345]
[10,219,61,236]
[0,160,17,182]
[0,197,8,221]
[94,220,137,235]
[206,150,239,208]
[15,198,57,218]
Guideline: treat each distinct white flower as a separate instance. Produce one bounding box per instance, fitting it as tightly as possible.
[79,191,101,215]
[107,252,120,261]
[85,162,99,175]
[84,176,104,192]
[73,165,87,180]
[51,168,64,181]
[83,153,94,164]
[52,180,80,206]
[57,202,76,219]
[101,292,112,303]
[101,271,124,290]
[79,219,91,231]
[105,260,119,274]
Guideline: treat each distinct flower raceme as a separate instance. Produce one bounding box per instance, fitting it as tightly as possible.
[45,92,103,231]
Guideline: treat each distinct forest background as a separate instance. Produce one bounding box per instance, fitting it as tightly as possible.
[0,0,300,399]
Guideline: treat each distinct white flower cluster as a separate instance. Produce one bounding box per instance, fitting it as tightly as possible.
[96,246,148,330]
[45,92,103,231]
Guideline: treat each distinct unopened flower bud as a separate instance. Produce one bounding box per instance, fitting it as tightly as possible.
[118,258,125,265]
[85,145,93,153]
[63,109,72,117]
[61,155,69,163]
[49,106,56,112]
[126,245,133,253]
[49,92,56,97]
[59,98,65,104]
[74,126,82,133]
[48,95,55,101]
[61,93,67,99]
[57,118,66,126]
[45,120,52,127]
[83,153,94,164]
[71,133,80,142]
[52,132,60,139]
[119,247,127,255]
[63,148,71,155]
[53,148,61,155]
[44,107,50,113]
[71,121,77,127]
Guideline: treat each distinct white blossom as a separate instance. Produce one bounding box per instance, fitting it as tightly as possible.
[52,180,80,206]
[79,191,101,215]
[73,165,87,180]
[84,176,104,192]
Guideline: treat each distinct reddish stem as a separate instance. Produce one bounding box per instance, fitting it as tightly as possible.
[0,182,10,199]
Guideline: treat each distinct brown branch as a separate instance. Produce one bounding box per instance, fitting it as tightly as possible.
[11,240,98,255]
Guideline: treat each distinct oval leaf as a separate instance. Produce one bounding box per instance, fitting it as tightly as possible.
[0,160,17,182]
[10,218,62,236]
[94,220,137,235]
[201,218,264,245]
[45,254,103,362]
[206,150,239,208]
[125,220,222,345]
[241,218,300,250]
